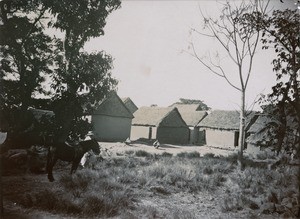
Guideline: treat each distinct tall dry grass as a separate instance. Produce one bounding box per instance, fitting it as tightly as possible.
[18,150,299,218]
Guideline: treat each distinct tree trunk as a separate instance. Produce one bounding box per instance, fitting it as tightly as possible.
[275,101,286,155]
[238,90,246,170]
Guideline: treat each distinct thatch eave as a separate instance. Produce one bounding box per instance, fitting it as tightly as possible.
[199,126,239,131]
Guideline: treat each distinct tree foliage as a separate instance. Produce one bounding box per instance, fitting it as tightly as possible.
[177,98,210,110]
[254,9,300,154]
[249,104,299,156]
[0,0,121,145]
[259,9,299,113]
[0,0,55,109]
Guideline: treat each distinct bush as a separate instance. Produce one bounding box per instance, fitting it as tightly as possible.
[203,153,215,158]
[225,153,238,164]
[124,150,135,155]
[20,189,81,214]
[171,209,197,219]
[221,193,259,212]
[202,166,213,175]
[176,151,200,159]
[135,150,153,157]
[160,152,173,158]
[82,192,133,217]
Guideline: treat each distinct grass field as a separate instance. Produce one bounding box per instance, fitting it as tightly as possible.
[1,142,299,218]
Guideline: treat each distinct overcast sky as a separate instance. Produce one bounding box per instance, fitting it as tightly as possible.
[84,0,297,111]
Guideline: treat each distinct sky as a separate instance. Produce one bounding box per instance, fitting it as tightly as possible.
[84,0,297,111]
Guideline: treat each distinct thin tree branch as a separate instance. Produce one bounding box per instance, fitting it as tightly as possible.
[188,42,241,91]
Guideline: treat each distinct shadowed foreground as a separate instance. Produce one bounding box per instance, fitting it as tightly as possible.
[1,143,299,218]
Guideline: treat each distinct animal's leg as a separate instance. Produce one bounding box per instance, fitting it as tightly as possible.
[46,148,53,180]
[71,160,80,174]
[46,148,51,173]
[47,158,57,182]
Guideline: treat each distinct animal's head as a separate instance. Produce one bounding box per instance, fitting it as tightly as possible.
[89,139,100,155]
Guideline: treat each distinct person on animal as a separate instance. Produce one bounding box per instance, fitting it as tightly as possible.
[80,131,94,167]
[46,139,100,182]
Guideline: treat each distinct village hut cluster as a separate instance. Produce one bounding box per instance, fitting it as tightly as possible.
[87,91,266,153]
[1,91,282,154]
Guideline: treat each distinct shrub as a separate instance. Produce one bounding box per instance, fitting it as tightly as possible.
[20,189,81,214]
[203,153,215,158]
[186,151,201,158]
[117,170,138,184]
[256,150,276,160]
[135,150,152,157]
[176,151,200,159]
[225,153,238,164]
[124,150,135,155]
[176,152,188,158]
[160,152,173,158]
[220,194,257,212]
[140,206,162,219]
[171,209,197,219]
[81,191,135,217]
[147,165,168,179]
[202,166,213,175]
[165,170,188,187]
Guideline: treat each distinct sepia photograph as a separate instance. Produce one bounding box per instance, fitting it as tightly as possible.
[0,0,299,218]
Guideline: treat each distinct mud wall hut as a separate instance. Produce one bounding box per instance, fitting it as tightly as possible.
[92,91,134,142]
[197,110,257,149]
[131,107,189,144]
[173,104,207,145]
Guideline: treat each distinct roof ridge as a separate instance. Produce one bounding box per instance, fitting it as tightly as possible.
[157,107,176,126]
[111,92,134,118]
[94,91,134,118]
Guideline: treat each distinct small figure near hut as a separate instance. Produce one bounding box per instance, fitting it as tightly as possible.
[124,137,131,146]
[153,140,160,149]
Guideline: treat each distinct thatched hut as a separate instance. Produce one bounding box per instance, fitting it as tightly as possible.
[121,97,138,114]
[247,110,299,155]
[1,107,55,150]
[197,110,257,149]
[173,105,207,145]
[92,91,134,142]
[131,106,189,144]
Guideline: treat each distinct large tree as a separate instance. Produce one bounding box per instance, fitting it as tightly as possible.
[0,0,121,143]
[188,0,269,168]
[256,9,300,154]
[46,0,121,142]
[0,0,55,110]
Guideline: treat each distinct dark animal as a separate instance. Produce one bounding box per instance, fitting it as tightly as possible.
[46,139,100,182]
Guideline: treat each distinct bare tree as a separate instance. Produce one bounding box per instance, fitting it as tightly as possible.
[188,0,270,168]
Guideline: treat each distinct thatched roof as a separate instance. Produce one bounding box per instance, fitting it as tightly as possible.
[121,97,138,114]
[170,104,202,111]
[28,107,55,122]
[177,110,207,127]
[93,91,134,119]
[247,115,273,133]
[247,114,275,144]
[132,106,187,127]
[248,107,299,134]
[198,110,257,131]
[247,112,298,144]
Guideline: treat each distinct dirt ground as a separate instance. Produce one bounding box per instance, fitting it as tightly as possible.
[99,142,238,157]
[0,142,293,219]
